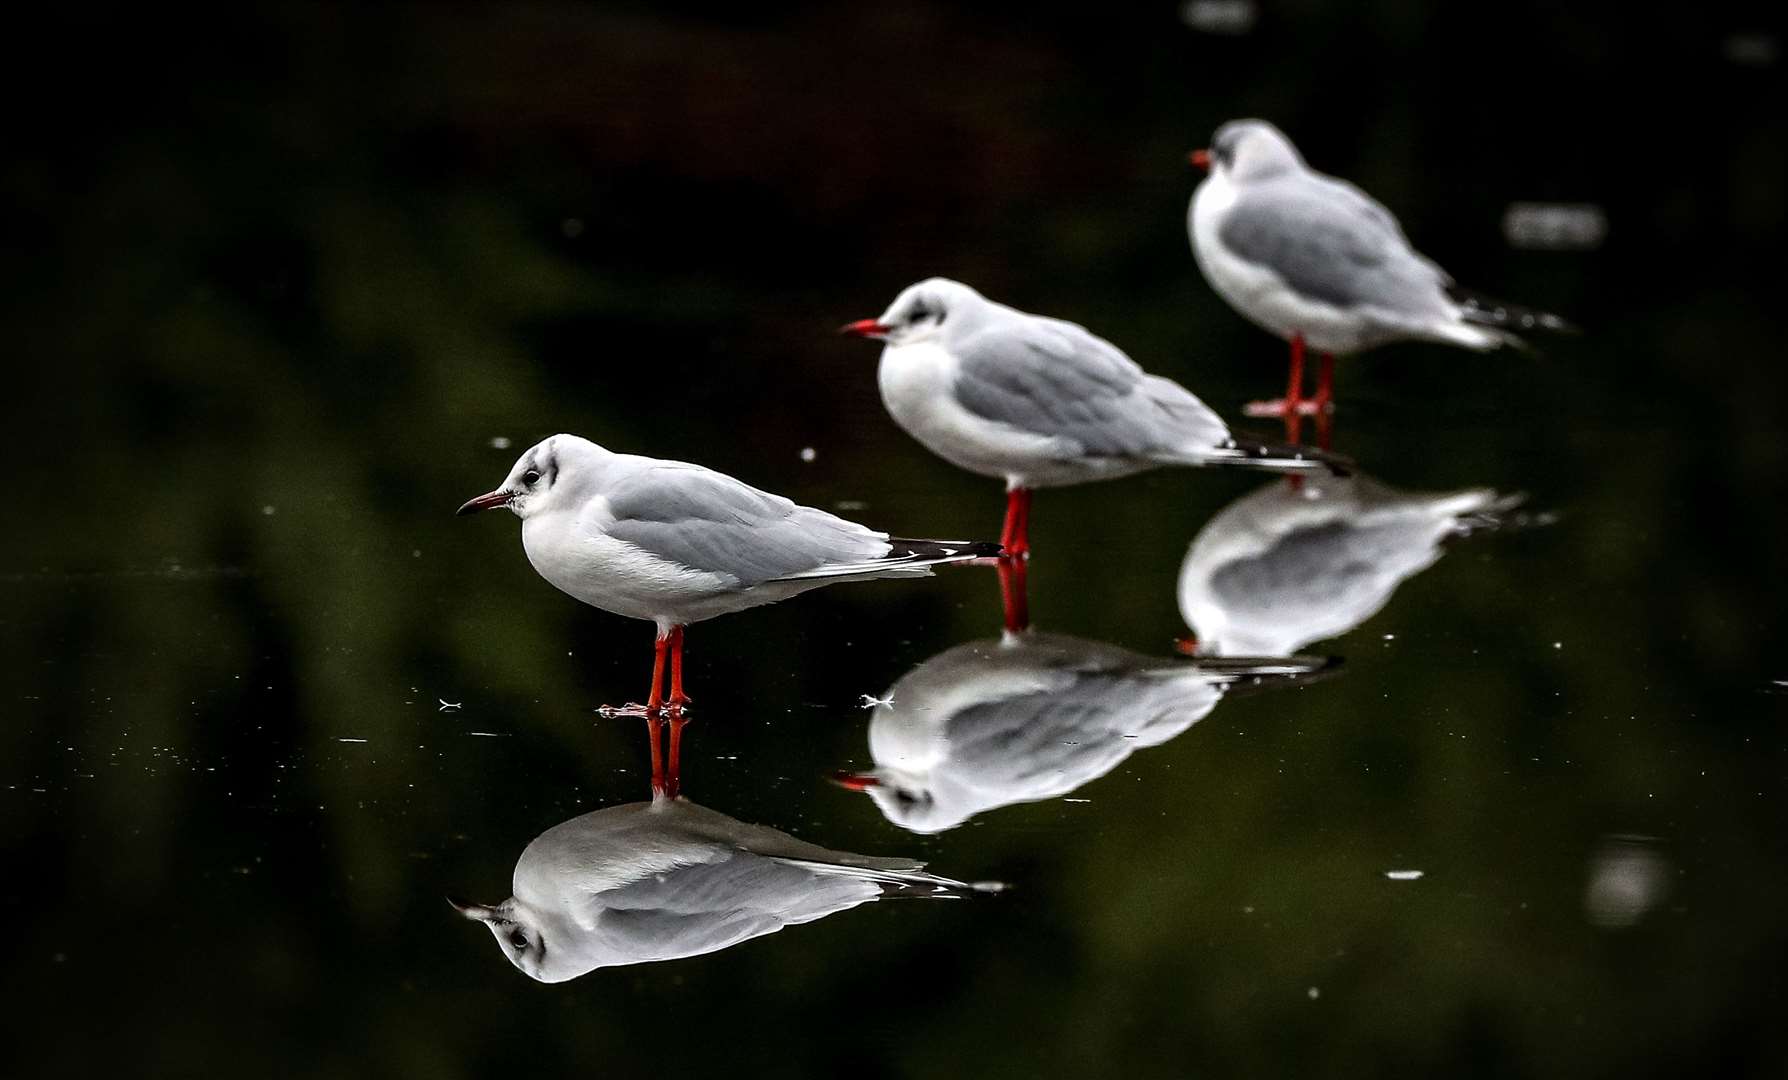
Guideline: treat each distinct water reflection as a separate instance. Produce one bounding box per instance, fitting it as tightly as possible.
[453,719,988,982]
[1583,835,1672,930]
[1178,473,1526,657]
[835,630,1333,834]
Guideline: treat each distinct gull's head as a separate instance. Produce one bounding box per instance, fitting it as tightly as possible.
[448,896,555,982]
[456,434,602,520]
[840,277,987,348]
[832,768,967,835]
[1190,119,1302,182]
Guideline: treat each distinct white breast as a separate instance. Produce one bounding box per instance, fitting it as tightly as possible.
[1190,174,1372,355]
[877,341,1091,488]
[521,500,729,626]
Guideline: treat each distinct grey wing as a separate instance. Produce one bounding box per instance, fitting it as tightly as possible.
[605,463,889,586]
[947,668,1218,790]
[1220,176,1453,315]
[952,318,1230,460]
[1207,518,1445,624]
[591,852,884,964]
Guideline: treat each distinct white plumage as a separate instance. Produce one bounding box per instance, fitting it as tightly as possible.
[851,277,1339,488]
[836,631,1330,834]
[1178,473,1524,657]
[451,796,980,982]
[458,434,995,711]
[1188,119,1570,359]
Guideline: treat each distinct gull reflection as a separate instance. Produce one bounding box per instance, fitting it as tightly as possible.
[835,631,1332,834]
[452,721,990,982]
[1178,473,1526,657]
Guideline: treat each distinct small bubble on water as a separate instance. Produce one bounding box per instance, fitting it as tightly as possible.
[799,446,817,463]
[1180,0,1257,35]
[1723,33,1778,67]
[1502,202,1609,251]
[489,436,512,450]
[260,505,276,516]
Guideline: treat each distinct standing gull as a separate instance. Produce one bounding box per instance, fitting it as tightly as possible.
[841,277,1346,558]
[458,434,998,715]
[1187,119,1572,422]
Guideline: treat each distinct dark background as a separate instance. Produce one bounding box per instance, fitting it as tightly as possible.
[3,3,1785,1077]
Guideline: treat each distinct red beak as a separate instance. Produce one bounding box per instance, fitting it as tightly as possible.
[828,770,881,791]
[1189,149,1211,171]
[839,319,891,340]
[456,490,512,516]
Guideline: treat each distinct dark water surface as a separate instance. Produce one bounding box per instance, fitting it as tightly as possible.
[5,3,1786,1077]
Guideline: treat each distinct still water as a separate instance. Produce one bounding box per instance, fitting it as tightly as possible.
[5,4,1786,1078]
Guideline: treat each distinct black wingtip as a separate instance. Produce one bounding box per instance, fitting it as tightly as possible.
[887,538,1005,562]
[1448,286,1579,336]
[1186,653,1347,696]
[1211,438,1353,477]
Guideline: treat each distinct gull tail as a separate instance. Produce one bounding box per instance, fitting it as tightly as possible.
[779,858,1007,899]
[1188,653,1345,697]
[772,538,1001,582]
[1447,286,1578,350]
[1440,490,1556,540]
[1200,438,1353,477]
[884,538,1004,564]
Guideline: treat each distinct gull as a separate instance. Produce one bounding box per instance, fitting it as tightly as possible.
[831,631,1332,834]
[1187,119,1572,422]
[1177,471,1525,657]
[458,434,998,715]
[841,278,1346,558]
[450,795,984,982]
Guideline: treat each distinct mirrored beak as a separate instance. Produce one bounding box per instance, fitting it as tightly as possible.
[447,895,500,922]
[839,319,891,340]
[456,490,512,516]
[1189,148,1211,171]
[828,770,882,791]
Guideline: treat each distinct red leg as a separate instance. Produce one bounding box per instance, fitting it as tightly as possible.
[1288,336,1306,404]
[998,556,1030,634]
[665,625,690,715]
[1000,487,1033,559]
[1243,334,1317,439]
[999,488,1020,556]
[1315,399,1335,453]
[647,631,668,712]
[1284,334,1306,444]
[1316,352,1335,414]
[600,629,669,717]
[647,713,667,797]
[665,716,686,799]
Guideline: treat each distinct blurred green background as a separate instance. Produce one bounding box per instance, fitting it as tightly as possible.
[3,2,1785,1077]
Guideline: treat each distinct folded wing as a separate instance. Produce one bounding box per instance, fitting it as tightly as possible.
[952,317,1231,463]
